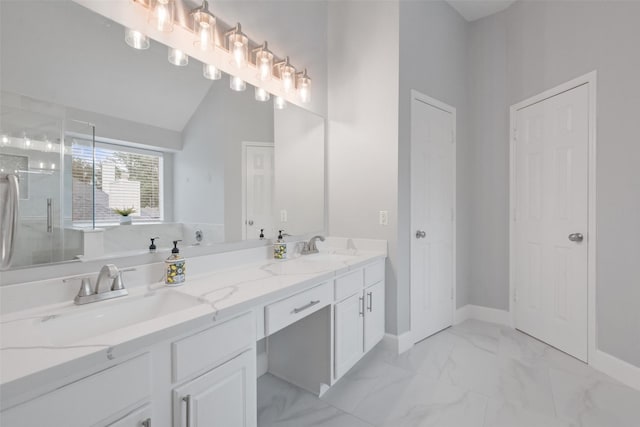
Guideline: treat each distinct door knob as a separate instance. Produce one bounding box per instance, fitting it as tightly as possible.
[415,230,426,239]
[568,233,584,242]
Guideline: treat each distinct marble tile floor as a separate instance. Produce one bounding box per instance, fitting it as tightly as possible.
[257,320,640,427]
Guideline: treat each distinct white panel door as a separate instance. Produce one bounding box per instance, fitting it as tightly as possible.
[334,292,364,379]
[245,145,274,240]
[364,281,385,352]
[173,350,256,427]
[410,95,455,344]
[514,84,589,361]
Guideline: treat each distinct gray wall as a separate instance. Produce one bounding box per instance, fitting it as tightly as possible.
[397,0,471,334]
[327,1,400,333]
[469,1,640,367]
[175,83,273,242]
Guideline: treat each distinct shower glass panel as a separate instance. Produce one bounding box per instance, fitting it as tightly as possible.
[0,94,84,268]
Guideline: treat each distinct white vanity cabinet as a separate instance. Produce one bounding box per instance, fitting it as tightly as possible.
[173,350,256,427]
[171,313,256,427]
[334,260,386,379]
[0,353,151,427]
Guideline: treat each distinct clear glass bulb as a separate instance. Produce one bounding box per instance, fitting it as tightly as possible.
[255,47,273,81]
[230,75,246,92]
[125,28,150,50]
[255,87,270,102]
[297,72,311,104]
[203,64,221,80]
[149,0,174,33]
[280,63,296,93]
[227,25,248,68]
[193,10,215,51]
[274,96,287,110]
[168,47,188,66]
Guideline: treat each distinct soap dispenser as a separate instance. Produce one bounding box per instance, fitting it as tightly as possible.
[149,237,159,253]
[273,230,287,260]
[165,240,186,286]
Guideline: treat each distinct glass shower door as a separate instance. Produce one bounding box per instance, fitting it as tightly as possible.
[0,100,67,268]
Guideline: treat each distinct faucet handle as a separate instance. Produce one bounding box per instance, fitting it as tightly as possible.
[63,276,94,297]
[111,267,136,291]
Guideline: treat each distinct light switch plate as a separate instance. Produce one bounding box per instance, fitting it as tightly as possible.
[379,210,388,226]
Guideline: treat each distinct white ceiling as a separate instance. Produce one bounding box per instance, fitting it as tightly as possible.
[446,0,517,22]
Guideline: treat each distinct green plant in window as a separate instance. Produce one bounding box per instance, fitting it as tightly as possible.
[112,207,136,216]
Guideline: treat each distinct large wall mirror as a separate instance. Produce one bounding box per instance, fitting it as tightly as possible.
[0,0,325,270]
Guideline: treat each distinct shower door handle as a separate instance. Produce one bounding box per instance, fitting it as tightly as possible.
[1,174,20,270]
[47,198,53,233]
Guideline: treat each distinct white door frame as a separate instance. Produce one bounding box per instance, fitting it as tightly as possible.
[509,71,597,363]
[241,141,274,240]
[409,89,457,343]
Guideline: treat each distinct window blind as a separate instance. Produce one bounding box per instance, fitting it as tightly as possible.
[71,138,163,223]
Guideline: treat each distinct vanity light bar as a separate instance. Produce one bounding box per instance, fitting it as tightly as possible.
[126,0,311,104]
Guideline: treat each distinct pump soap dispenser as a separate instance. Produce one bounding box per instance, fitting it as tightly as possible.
[165,240,186,286]
[273,230,287,260]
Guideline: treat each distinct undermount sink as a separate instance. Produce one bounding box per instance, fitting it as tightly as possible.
[265,253,358,275]
[33,291,202,346]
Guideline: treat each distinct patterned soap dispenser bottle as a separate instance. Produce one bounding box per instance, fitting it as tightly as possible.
[165,240,186,286]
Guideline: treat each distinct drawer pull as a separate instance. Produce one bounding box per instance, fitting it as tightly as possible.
[367,292,373,312]
[183,395,192,427]
[292,300,321,314]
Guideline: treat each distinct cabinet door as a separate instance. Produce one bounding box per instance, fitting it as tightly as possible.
[334,292,364,379]
[364,281,385,352]
[106,404,151,427]
[173,350,256,427]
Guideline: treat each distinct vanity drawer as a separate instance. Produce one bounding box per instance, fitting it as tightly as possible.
[364,260,385,287]
[172,312,254,383]
[1,353,150,427]
[265,282,331,335]
[334,270,363,301]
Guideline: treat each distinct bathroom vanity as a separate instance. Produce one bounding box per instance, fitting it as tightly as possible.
[0,238,386,426]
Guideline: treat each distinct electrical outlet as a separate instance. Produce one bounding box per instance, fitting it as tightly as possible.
[280,209,288,222]
[379,210,388,226]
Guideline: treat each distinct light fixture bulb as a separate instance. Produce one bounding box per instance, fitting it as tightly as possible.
[274,96,287,110]
[230,75,246,92]
[149,0,174,33]
[254,42,274,81]
[168,47,188,66]
[124,28,150,50]
[297,69,311,104]
[227,23,248,68]
[255,87,270,102]
[203,64,222,80]
[192,1,216,51]
[278,57,296,93]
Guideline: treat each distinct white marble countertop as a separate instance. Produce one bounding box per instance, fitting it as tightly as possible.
[0,241,386,401]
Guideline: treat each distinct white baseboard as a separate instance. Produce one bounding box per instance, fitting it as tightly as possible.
[455,304,512,327]
[383,331,413,355]
[591,350,640,391]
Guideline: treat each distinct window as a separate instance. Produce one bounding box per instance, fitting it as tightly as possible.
[71,139,163,223]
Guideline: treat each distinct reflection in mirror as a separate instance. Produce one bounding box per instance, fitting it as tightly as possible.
[0,0,325,270]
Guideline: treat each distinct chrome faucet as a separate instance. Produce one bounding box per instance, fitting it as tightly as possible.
[301,235,325,255]
[64,264,133,305]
